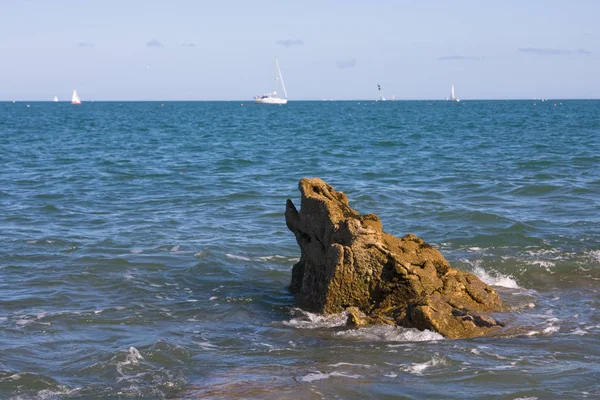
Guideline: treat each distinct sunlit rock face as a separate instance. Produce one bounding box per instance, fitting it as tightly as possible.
[285,177,505,339]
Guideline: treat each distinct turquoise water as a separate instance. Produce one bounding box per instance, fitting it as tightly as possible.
[1,100,599,399]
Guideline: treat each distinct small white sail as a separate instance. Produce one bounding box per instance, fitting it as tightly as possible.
[450,84,460,102]
[53,96,59,102]
[377,83,385,101]
[72,90,81,104]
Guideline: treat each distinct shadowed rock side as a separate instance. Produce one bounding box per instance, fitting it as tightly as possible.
[285,178,505,339]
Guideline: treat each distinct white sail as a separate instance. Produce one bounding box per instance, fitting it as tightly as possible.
[255,57,288,104]
[377,83,385,101]
[450,84,460,102]
[72,90,81,104]
[53,96,59,102]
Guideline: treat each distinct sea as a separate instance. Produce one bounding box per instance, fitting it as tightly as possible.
[0,100,599,399]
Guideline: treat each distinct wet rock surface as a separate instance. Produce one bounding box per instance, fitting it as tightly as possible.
[285,177,505,339]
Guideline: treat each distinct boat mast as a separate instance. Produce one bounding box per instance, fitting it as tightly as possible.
[275,57,287,99]
[451,84,455,99]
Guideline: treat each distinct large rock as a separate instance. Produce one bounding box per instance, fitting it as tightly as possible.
[285,178,505,339]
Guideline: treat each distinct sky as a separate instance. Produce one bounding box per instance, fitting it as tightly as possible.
[1,0,598,101]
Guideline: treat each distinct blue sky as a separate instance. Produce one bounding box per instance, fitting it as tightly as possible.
[1,0,598,100]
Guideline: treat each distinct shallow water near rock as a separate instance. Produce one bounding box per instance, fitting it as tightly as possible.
[1,100,599,399]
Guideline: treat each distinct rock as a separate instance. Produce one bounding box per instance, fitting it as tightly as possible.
[286,178,505,339]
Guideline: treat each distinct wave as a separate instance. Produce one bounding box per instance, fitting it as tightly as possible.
[471,265,520,289]
[335,325,444,342]
[283,308,348,329]
[284,309,444,342]
[401,354,448,375]
[299,371,362,382]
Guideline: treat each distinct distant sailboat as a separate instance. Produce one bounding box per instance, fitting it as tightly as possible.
[255,57,288,104]
[71,90,81,105]
[53,96,59,102]
[377,83,386,101]
[449,84,460,102]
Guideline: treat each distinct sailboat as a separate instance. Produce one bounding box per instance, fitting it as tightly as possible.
[449,84,460,102]
[377,83,386,101]
[255,57,288,104]
[53,96,59,102]
[71,90,81,105]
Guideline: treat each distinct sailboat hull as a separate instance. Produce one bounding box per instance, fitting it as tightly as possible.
[255,97,287,105]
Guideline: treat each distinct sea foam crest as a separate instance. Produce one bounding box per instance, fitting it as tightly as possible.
[472,265,520,289]
[299,371,362,382]
[116,347,145,382]
[401,354,447,375]
[335,325,443,342]
[283,308,348,329]
[589,249,600,263]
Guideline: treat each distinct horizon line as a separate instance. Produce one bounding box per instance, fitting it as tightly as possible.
[2,98,599,102]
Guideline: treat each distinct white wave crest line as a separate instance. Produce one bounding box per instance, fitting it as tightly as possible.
[225,253,252,261]
[402,355,446,375]
[471,265,520,289]
[335,325,444,342]
[300,371,362,382]
[327,362,372,368]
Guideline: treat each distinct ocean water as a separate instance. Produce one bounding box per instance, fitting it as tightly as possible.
[0,100,599,399]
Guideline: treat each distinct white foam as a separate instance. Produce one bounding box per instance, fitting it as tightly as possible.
[335,325,443,342]
[225,253,252,261]
[130,249,143,254]
[472,266,520,289]
[571,328,587,336]
[256,255,288,261]
[12,387,80,399]
[542,326,559,334]
[589,250,600,263]
[513,397,538,400]
[116,347,144,381]
[209,296,217,301]
[327,362,371,369]
[283,309,348,329]
[402,355,446,375]
[194,341,218,350]
[300,371,362,382]
[525,260,555,271]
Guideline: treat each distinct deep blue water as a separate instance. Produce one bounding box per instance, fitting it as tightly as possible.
[1,100,599,399]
